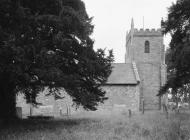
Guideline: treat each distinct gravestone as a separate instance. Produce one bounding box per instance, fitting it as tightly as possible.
[16,107,22,119]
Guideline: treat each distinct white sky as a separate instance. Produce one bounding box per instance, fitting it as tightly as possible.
[83,0,176,63]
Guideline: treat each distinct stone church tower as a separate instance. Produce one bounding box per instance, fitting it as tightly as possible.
[125,19,166,110]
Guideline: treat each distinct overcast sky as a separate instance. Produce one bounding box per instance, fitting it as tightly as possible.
[82,0,176,63]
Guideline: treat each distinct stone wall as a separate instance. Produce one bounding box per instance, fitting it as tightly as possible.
[100,85,140,111]
[16,88,78,117]
[16,85,140,117]
[137,63,161,110]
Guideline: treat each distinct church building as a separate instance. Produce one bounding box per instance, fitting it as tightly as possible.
[16,19,167,117]
[102,19,166,111]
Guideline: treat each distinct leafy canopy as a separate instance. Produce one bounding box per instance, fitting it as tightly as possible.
[159,0,190,95]
[0,0,114,115]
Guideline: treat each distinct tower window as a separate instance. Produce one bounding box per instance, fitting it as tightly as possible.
[144,40,150,53]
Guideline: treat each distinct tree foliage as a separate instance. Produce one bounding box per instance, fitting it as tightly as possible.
[0,0,114,120]
[159,0,190,95]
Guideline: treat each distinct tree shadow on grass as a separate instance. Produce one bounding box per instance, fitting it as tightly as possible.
[0,117,98,133]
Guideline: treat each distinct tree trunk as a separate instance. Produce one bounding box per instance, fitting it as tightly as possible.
[0,84,17,122]
[175,96,178,108]
[189,93,190,110]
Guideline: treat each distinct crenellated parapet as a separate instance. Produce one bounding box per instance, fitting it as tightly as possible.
[133,28,163,37]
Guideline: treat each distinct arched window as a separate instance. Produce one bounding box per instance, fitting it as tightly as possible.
[144,40,150,53]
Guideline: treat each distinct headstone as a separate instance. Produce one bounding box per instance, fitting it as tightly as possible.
[128,109,132,118]
[16,107,22,119]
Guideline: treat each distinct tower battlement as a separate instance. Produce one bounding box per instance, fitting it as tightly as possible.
[133,28,162,36]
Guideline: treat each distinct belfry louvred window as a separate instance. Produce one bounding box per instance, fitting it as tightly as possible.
[144,40,150,53]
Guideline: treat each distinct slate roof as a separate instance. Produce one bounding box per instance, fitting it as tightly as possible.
[106,63,140,85]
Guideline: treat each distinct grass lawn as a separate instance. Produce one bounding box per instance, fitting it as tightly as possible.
[0,110,190,140]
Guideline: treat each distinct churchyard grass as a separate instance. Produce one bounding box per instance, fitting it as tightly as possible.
[0,110,190,140]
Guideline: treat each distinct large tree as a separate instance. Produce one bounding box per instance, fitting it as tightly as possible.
[159,0,190,96]
[0,0,114,121]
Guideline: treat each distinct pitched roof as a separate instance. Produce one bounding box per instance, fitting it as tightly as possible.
[106,63,140,85]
